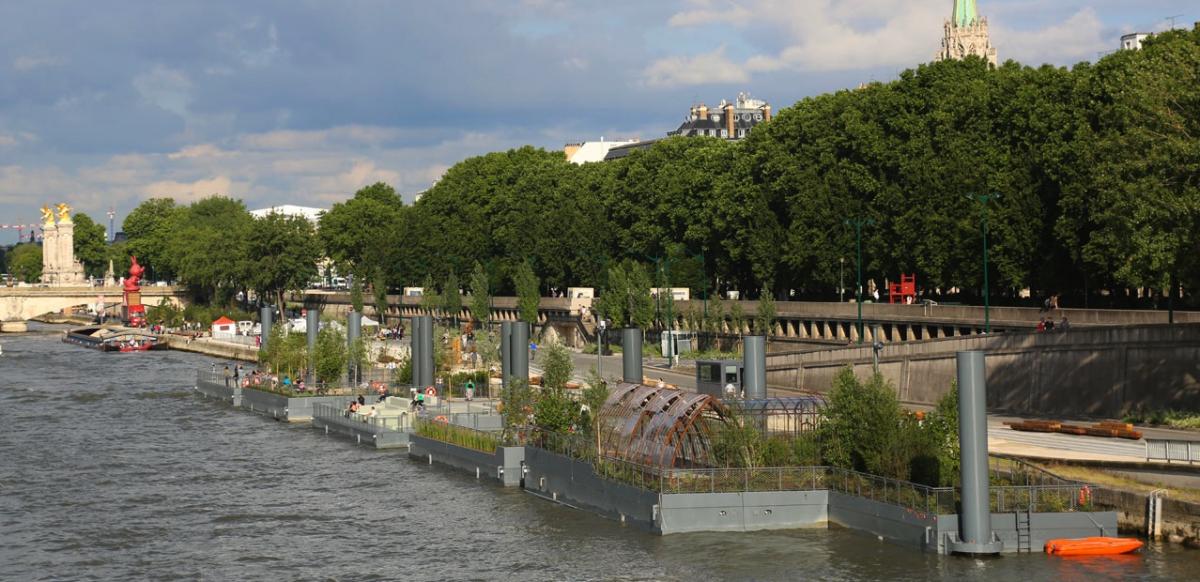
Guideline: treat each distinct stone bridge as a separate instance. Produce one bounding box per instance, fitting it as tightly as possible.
[0,286,187,322]
[765,324,1200,418]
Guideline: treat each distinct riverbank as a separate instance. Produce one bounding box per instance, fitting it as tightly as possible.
[162,334,257,361]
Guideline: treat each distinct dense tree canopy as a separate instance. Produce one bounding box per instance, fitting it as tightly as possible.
[113,28,1200,311]
[71,212,109,278]
[246,212,321,311]
[8,243,41,283]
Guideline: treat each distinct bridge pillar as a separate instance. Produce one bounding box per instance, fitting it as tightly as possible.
[821,321,832,339]
[836,322,847,340]
[848,323,858,343]
[798,321,809,339]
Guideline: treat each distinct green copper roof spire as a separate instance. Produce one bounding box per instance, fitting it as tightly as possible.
[954,0,977,27]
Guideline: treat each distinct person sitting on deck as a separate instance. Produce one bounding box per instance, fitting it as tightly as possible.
[348,400,360,414]
[282,376,292,389]
[296,379,306,392]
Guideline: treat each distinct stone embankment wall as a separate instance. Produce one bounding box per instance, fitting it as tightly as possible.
[163,334,258,362]
[767,325,1200,417]
[1091,486,1200,546]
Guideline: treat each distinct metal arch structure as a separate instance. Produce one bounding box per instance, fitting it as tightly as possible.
[734,395,827,437]
[596,382,729,471]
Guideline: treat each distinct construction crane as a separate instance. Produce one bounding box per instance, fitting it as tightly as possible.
[0,224,40,243]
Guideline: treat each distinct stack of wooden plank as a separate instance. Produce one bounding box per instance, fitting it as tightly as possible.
[1004,420,1143,440]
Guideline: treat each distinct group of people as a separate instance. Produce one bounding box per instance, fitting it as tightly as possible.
[1036,316,1070,333]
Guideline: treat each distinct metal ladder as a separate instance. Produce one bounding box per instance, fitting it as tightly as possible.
[1015,511,1032,552]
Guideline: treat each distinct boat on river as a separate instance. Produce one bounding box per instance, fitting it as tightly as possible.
[1045,537,1143,556]
[62,325,163,352]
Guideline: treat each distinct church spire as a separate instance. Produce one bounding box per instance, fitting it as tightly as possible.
[954,0,977,28]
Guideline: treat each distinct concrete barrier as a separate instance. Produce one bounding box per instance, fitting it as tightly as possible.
[239,386,354,422]
[408,434,525,487]
[767,324,1200,417]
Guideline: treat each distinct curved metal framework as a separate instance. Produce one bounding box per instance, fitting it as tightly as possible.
[596,382,729,471]
[735,395,827,437]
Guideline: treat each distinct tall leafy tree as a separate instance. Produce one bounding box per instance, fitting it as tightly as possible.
[443,270,462,325]
[513,259,540,325]
[71,212,109,278]
[468,262,491,326]
[166,196,252,303]
[8,243,42,283]
[245,212,321,311]
[122,198,181,280]
[318,182,403,282]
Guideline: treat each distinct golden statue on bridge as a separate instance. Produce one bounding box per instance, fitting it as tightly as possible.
[40,205,54,225]
[55,202,73,224]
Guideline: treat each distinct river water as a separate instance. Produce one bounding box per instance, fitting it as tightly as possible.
[1,325,1196,581]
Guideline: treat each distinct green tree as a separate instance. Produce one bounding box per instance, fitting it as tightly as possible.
[500,379,534,440]
[595,259,653,329]
[245,212,320,311]
[8,243,42,283]
[313,326,348,386]
[542,342,574,391]
[318,182,403,281]
[71,212,109,278]
[350,275,364,313]
[754,287,776,335]
[165,196,252,303]
[513,259,540,325]
[122,198,182,280]
[420,274,439,315]
[372,271,389,323]
[468,261,491,326]
[443,270,462,325]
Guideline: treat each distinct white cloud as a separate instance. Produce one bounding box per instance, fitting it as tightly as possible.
[237,125,403,151]
[668,0,755,27]
[167,144,229,160]
[12,55,65,71]
[653,1,1114,80]
[142,176,235,203]
[992,9,1107,65]
[641,45,749,88]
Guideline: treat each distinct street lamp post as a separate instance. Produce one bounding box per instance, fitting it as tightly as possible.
[968,193,999,334]
[845,218,872,344]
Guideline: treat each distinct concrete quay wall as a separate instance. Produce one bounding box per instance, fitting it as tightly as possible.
[767,325,1200,417]
[163,334,258,362]
[311,411,411,449]
[408,435,525,487]
[240,387,353,422]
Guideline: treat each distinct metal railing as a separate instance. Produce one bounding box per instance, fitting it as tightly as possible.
[1146,438,1200,464]
[312,402,413,432]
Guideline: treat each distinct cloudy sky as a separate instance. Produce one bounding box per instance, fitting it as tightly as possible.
[0,0,1192,242]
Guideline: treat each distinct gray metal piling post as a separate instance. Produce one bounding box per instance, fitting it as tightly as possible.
[500,321,512,389]
[306,308,320,382]
[950,350,1002,555]
[259,305,273,352]
[622,328,643,384]
[415,315,433,389]
[743,335,766,399]
[511,322,529,387]
[347,310,362,382]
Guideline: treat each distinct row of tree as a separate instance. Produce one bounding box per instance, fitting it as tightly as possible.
[109,28,1198,310]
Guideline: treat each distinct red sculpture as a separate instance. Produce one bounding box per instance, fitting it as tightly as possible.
[888,274,917,304]
[124,256,146,326]
[124,256,144,293]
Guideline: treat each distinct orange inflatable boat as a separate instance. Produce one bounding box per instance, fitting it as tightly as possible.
[1044,537,1143,556]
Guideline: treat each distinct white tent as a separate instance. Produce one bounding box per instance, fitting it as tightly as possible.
[361,316,380,328]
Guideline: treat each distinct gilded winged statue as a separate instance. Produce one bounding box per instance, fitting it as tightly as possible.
[55,203,72,223]
[40,205,54,224]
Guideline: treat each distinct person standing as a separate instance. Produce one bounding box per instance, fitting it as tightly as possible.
[223,365,232,388]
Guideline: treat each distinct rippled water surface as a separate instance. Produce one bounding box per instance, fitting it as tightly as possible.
[1,325,1197,581]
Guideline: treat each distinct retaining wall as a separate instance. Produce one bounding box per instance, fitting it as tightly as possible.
[311,411,411,449]
[195,377,241,407]
[239,387,353,422]
[522,447,662,531]
[659,491,828,534]
[766,325,1200,416]
[934,511,1117,554]
[408,434,524,487]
